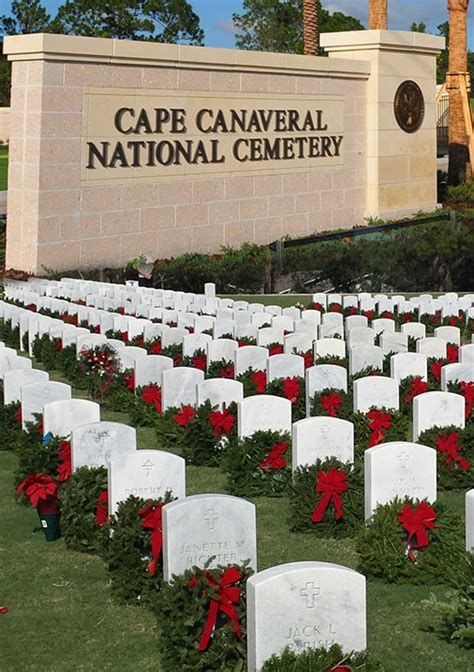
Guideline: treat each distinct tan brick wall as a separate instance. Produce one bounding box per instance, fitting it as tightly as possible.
[5,36,369,273]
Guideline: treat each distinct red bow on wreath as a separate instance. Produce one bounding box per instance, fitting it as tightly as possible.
[259,442,289,470]
[192,355,207,371]
[174,405,196,427]
[95,490,109,526]
[460,382,474,419]
[446,344,458,363]
[404,377,428,404]
[321,392,342,417]
[436,433,470,472]
[124,370,135,391]
[250,370,267,393]
[311,469,348,523]
[367,410,391,447]
[150,341,162,354]
[141,385,162,413]
[397,502,437,560]
[139,502,165,577]
[209,409,235,438]
[189,567,242,652]
[57,440,72,482]
[15,406,22,425]
[429,360,443,383]
[283,377,300,404]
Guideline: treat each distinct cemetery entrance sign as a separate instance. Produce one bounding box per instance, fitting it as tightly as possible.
[84,92,344,180]
[4,31,444,273]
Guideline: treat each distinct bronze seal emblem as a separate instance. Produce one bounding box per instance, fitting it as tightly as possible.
[394,81,425,133]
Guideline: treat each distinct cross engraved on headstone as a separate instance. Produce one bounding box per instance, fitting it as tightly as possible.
[92,430,111,447]
[142,459,154,477]
[300,582,320,608]
[398,452,410,469]
[204,508,218,531]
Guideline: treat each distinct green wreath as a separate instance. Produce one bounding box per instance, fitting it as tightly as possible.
[0,401,23,451]
[423,553,474,650]
[260,643,384,671]
[417,425,474,490]
[289,458,364,538]
[59,466,109,555]
[105,493,174,608]
[225,430,292,497]
[15,421,62,490]
[179,401,237,467]
[357,498,466,585]
[352,408,410,460]
[154,560,252,672]
[207,359,235,379]
[447,381,473,424]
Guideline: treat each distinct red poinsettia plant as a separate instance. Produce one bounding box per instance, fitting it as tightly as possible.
[17,472,59,513]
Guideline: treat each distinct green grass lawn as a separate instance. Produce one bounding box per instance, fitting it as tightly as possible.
[1,365,472,671]
[0,145,8,191]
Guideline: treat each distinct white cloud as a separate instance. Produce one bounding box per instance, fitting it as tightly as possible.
[216,19,237,36]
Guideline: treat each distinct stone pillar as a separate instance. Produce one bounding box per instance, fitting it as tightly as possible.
[321,30,445,220]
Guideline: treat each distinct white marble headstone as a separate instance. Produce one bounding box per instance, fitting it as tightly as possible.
[440,363,474,392]
[348,345,383,377]
[353,376,399,413]
[21,380,72,429]
[108,448,185,515]
[413,391,465,440]
[292,417,354,468]
[364,441,437,518]
[71,421,136,471]
[43,399,100,438]
[161,367,204,411]
[314,338,346,360]
[416,338,447,359]
[390,352,427,383]
[134,355,173,389]
[267,354,304,382]
[3,368,49,405]
[234,346,268,376]
[197,378,244,410]
[247,561,366,672]
[238,395,291,439]
[162,493,256,581]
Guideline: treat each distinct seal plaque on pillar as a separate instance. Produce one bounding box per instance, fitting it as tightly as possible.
[393,80,425,133]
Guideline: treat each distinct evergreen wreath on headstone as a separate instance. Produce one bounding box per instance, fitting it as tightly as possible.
[225,430,291,497]
[352,408,410,458]
[179,400,237,467]
[310,388,353,420]
[260,643,384,671]
[104,493,175,608]
[154,560,252,672]
[357,498,466,585]
[417,425,474,490]
[288,458,364,538]
[59,466,109,555]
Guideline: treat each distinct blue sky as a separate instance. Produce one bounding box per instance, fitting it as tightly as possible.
[3,1,472,48]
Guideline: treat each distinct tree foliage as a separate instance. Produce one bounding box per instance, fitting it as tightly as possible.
[233,0,364,54]
[53,0,204,44]
[0,0,52,35]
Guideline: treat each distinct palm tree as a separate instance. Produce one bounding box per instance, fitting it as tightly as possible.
[368,0,388,29]
[303,0,319,55]
[447,0,471,184]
